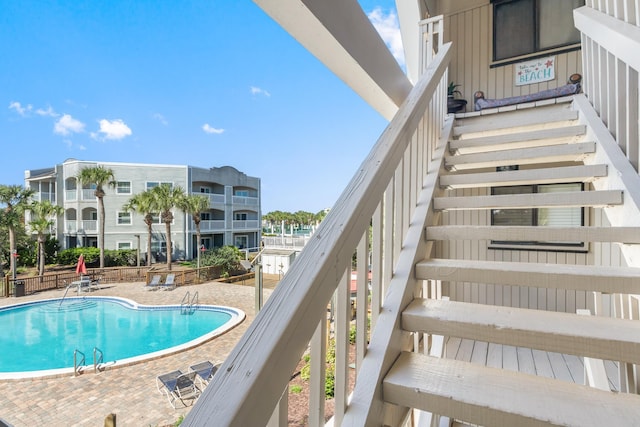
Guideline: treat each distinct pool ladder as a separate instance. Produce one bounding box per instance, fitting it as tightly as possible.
[73,347,104,376]
[181,291,199,314]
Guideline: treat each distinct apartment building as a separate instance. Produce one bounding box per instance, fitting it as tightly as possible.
[25,159,261,261]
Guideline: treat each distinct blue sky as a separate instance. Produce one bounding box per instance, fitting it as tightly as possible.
[1,0,404,214]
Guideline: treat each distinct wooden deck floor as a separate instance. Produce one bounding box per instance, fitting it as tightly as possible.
[445,337,620,392]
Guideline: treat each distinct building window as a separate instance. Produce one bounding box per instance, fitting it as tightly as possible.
[117,211,132,225]
[116,181,131,194]
[117,242,132,249]
[200,187,211,193]
[235,212,247,221]
[234,190,249,197]
[492,0,584,62]
[150,213,163,224]
[490,182,585,249]
[146,181,173,190]
[201,212,211,221]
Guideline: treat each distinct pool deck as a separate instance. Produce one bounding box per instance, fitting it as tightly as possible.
[0,276,278,427]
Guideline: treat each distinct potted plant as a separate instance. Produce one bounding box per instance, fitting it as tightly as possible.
[447,82,467,113]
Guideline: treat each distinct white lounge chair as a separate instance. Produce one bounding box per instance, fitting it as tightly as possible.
[144,274,162,291]
[156,370,201,409]
[159,273,176,291]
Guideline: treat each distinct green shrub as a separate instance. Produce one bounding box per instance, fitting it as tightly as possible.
[349,324,357,345]
[57,247,136,267]
[289,384,303,394]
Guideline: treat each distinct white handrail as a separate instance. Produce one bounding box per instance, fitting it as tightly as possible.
[574,5,640,170]
[183,41,452,426]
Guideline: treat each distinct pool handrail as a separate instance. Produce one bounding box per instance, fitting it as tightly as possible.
[73,349,85,377]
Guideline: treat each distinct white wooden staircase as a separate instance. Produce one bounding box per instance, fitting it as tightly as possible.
[382,100,640,426]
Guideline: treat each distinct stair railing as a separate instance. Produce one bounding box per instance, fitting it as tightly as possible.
[183,24,453,427]
[575,2,640,171]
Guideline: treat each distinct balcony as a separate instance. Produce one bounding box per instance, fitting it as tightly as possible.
[197,220,225,232]
[194,192,225,205]
[232,220,259,229]
[65,220,97,233]
[32,192,56,203]
[232,195,258,206]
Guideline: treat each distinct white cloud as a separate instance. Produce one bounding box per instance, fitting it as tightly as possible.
[36,106,58,117]
[152,113,168,126]
[54,114,85,136]
[8,101,33,116]
[94,119,132,140]
[367,7,405,67]
[250,86,271,97]
[202,123,225,135]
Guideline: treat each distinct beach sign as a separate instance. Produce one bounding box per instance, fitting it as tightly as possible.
[515,56,555,86]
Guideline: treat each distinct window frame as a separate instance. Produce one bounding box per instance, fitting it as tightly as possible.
[116,181,132,195]
[491,0,584,66]
[489,182,588,252]
[117,211,132,225]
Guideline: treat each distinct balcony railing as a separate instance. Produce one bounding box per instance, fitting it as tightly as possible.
[194,192,225,205]
[232,195,259,206]
[65,189,77,201]
[232,220,259,229]
[184,16,451,425]
[197,220,225,231]
[32,192,56,203]
[82,189,95,200]
[65,220,97,233]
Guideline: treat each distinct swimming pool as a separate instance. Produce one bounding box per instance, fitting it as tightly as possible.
[0,296,245,378]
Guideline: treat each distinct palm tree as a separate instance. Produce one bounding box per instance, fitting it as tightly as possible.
[123,190,156,266]
[179,193,211,268]
[76,166,116,268]
[150,183,186,270]
[0,185,34,279]
[28,200,64,279]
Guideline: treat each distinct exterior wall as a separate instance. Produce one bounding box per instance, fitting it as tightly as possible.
[435,187,624,315]
[25,160,261,261]
[439,1,583,112]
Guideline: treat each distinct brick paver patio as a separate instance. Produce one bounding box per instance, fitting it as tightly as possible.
[0,276,276,427]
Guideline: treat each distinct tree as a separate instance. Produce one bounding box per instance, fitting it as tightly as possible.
[123,190,156,266]
[28,200,64,279]
[76,166,116,268]
[178,194,210,268]
[149,183,186,270]
[202,245,242,278]
[0,185,34,278]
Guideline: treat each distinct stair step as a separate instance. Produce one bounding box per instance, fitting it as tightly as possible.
[425,225,640,243]
[450,125,587,153]
[403,298,640,364]
[453,105,578,137]
[414,258,640,294]
[439,164,608,189]
[433,189,623,210]
[445,142,595,170]
[384,352,640,427]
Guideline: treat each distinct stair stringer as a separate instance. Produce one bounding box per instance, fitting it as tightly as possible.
[574,94,640,267]
[341,118,453,426]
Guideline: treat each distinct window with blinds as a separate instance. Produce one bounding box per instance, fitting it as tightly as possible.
[490,182,586,250]
[492,0,584,63]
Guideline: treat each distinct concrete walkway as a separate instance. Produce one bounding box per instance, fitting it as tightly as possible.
[0,277,277,427]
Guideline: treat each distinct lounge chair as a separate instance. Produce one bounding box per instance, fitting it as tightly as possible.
[159,273,176,291]
[189,360,221,388]
[156,370,201,409]
[145,274,162,291]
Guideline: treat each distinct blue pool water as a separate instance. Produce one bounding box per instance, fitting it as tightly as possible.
[0,297,244,376]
